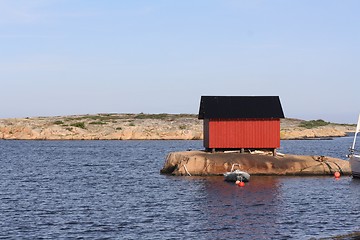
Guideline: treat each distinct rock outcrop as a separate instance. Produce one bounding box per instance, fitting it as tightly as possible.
[161,151,351,176]
[0,114,355,140]
[0,114,203,140]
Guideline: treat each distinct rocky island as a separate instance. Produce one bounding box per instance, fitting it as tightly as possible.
[160,150,351,176]
[0,113,355,140]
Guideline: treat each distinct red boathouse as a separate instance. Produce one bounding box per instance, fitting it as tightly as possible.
[198,96,285,153]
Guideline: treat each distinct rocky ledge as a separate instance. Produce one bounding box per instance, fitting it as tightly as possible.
[160,150,350,176]
[0,113,355,140]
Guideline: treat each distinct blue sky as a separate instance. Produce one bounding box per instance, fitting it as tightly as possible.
[0,0,359,123]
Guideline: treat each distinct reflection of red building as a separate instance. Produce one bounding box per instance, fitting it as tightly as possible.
[198,96,285,153]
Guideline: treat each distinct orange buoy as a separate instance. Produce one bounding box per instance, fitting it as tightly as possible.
[235,180,240,185]
[238,181,245,187]
[334,171,341,178]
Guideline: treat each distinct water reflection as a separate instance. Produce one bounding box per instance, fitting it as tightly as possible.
[178,175,360,239]
[199,176,282,239]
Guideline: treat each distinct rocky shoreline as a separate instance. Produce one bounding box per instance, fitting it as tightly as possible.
[160,150,351,176]
[0,113,355,140]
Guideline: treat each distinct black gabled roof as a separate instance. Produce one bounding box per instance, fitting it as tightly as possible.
[198,96,285,119]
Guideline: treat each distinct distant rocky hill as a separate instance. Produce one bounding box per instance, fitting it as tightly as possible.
[0,113,355,140]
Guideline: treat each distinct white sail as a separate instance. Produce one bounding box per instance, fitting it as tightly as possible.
[356,114,360,134]
[351,114,360,152]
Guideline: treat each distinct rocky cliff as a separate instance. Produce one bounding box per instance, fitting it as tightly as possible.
[0,113,355,140]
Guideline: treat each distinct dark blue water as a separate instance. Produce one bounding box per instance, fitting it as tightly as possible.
[0,138,359,239]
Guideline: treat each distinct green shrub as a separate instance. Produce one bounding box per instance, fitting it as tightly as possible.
[134,113,169,119]
[76,114,122,121]
[179,125,187,130]
[116,127,122,130]
[299,119,329,129]
[53,120,64,125]
[70,122,86,129]
[129,122,135,127]
[133,113,197,120]
[89,121,107,125]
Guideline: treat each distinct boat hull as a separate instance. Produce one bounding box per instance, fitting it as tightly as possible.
[223,170,250,182]
[350,155,360,178]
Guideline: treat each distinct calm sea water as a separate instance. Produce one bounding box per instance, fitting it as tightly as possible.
[0,137,359,239]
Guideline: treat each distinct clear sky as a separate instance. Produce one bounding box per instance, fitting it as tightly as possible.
[1,0,359,123]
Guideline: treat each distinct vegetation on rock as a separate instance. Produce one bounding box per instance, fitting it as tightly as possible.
[70,122,86,129]
[299,119,329,129]
[89,121,107,125]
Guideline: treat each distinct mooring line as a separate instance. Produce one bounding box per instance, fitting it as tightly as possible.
[331,162,344,175]
[183,164,192,176]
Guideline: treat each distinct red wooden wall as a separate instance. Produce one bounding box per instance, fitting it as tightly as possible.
[204,118,280,149]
